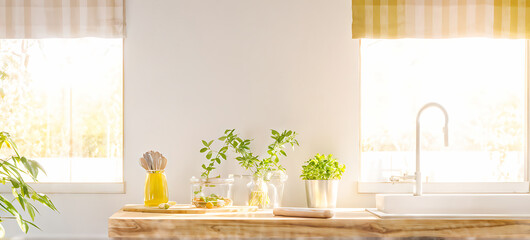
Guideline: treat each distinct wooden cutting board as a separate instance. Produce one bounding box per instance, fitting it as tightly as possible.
[122,204,258,214]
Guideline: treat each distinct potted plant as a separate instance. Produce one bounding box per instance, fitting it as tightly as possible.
[234,130,298,209]
[0,132,57,237]
[301,154,345,208]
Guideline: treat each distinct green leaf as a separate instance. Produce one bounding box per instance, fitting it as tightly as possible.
[206,151,212,159]
[24,220,41,231]
[271,129,279,136]
[16,195,25,211]
[207,140,214,146]
[300,153,344,180]
[29,160,46,176]
[20,157,37,178]
[35,194,57,212]
[219,146,228,153]
[0,195,27,233]
[9,177,19,188]
[219,153,226,160]
[215,158,221,164]
[202,140,208,146]
[218,136,227,141]
[26,203,36,221]
[21,185,28,196]
[16,215,28,233]
[200,147,208,153]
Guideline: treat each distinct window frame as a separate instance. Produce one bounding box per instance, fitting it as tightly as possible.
[0,182,124,194]
[357,39,530,194]
[0,38,125,194]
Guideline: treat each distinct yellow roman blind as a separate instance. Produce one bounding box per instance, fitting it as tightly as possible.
[0,0,125,39]
[352,0,530,39]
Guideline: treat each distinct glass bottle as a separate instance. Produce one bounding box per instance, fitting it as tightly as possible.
[247,171,288,209]
[144,170,169,207]
[247,175,270,209]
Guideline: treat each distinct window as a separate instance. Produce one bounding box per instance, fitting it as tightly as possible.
[0,38,123,184]
[359,39,528,193]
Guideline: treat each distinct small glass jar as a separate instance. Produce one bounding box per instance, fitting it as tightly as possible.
[190,176,234,208]
[231,174,253,206]
[267,171,288,208]
[247,175,270,209]
[144,170,169,207]
[246,171,288,209]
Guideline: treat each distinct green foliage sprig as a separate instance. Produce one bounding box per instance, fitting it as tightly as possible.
[0,132,57,236]
[199,129,251,179]
[300,154,346,180]
[235,130,299,177]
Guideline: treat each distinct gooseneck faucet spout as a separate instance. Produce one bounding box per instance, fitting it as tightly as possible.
[414,102,449,196]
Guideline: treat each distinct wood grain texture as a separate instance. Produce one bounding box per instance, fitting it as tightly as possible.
[122,204,257,214]
[109,208,530,239]
[273,207,334,218]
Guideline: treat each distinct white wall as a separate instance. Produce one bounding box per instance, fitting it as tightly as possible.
[5,0,373,238]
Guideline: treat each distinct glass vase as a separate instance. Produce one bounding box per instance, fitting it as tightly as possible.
[246,171,288,209]
[267,171,288,208]
[144,170,169,207]
[247,175,270,209]
[190,176,234,208]
[231,174,253,206]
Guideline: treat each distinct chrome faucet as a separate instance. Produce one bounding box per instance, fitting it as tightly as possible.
[390,102,449,196]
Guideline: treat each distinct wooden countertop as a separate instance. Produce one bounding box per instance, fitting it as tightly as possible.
[109,208,530,239]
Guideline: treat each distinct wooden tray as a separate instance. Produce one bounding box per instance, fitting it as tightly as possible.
[122,204,258,214]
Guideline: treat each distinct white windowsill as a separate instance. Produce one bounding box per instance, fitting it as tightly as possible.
[0,182,125,194]
[358,182,530,194]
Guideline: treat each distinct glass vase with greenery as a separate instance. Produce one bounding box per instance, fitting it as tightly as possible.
[194,129,251,208]
[234,130,298,209]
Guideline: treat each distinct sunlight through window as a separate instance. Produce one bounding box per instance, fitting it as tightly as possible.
[0,38,123,182]
[361,39,526,183]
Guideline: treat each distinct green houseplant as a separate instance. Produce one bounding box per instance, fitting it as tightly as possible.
[193,129,251,208]
[301,154,345,180]
[301,154,345,208]
[234,130,299,209]
[0,132,57,236]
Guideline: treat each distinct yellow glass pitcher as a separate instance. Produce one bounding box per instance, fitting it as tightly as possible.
[144,170,168,207]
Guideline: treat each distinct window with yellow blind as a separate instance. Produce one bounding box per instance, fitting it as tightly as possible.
[352,1,530,193]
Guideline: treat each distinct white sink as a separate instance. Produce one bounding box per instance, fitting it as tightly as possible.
[368,194,530,218]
